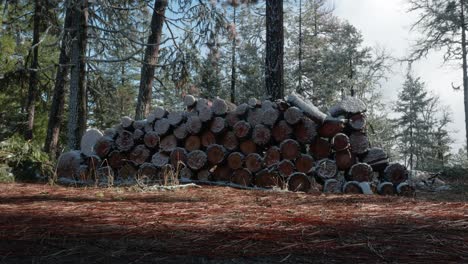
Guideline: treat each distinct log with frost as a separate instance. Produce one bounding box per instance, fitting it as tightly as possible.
[143,121,154,133]
[252,124,271,146]
[248,98,260,107]
[212,98,228,116]
[179,166,193,180]
[94,136,114,158]
[207,144,226,165]
[329,96,367,117]
[280,139,300,160]
[81,128,103,157]
[138,163,159,181]
[284,106,304,125]
[278,159,295,178]
[198,106,213,123]
[173,123,188,140]
[384,163,408,185]
[210,116,226,134]
[261,99,275,110]
[349,113,366,131]
[151,152,169,168]
[247,108,264,126]
[133,120,146,131]
[293,117,317,144]
[315,159,338,181]
[343,181,363,194]
[183,94,197,109]
[196,98,210,112]
[212,165,232,182]
[272,120,293,143]
[108,150,125,169]
[167,111,184,126]
[187,150,207,171]
[121,116,134,129]
[186,115,202,134]
[349,132,370,155]
[309,137,330,160]
[359,182,373,195]
[377,182,395,195]
[154,118,171,136]
[56,151,83,179]
[201,130,216,148]
[335,149,355,171]
[295,154,314,174]
[221,131,238,151]
[103,127,117,138]
[261,107,279,126]
[197,169,211,181]
[118,163,138,180]
[245,153,263,173]
[362,148,388,172]
[255,169,281,188]
[160,134,177,152]
[184,135,201,151]
[318,118,345,138]
[323,179,342,193]
[227,152,244,170]
[129,145,150,165]
[133,129,145,141]
[143,131,159,148]
[240,140,257,155]
[233,120,251,139]
[332,133,350,152]
[396,182,415,196]
[116,130,134,151]
[264,146,281,167]
[286,93,327,123]
[349,163,373,182]
[225,112,240,128]
[170,147,187,167]
[147,106,167,123]
[287,172,312,192]
[231,168,252,186]
[235,103,250,116]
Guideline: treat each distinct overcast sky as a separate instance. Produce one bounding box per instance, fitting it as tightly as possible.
[332,0,465,151]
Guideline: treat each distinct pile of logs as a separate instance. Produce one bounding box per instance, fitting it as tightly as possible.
[57,93,413,196]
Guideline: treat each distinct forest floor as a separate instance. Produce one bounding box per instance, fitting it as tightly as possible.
[0,177,467,264]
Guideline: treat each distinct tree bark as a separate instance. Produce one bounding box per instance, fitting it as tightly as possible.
[265,0,284,100]
[230,7,236,103]
[135,0,168,119]
[461,0,468,158]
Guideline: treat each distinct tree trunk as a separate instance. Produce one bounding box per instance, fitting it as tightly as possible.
[230,7,236,104]
[461,0,468,158]
[265,0,284,100]
[67,0,88,150]
[135,0,168,120]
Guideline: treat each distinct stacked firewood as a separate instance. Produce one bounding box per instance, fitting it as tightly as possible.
[57,94,413,195]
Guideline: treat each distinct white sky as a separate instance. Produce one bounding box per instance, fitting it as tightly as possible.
[332,0,465,151]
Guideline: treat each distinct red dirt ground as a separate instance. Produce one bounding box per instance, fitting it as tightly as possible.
[0,183,467,263]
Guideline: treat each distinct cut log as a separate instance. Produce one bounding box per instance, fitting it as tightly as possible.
[284,106,304,125]
[245,153,263,173]
[309,137,331,160]
[170,147,187,168]
[154,118,171,136]
[143,131,159,149]
[196,98,210,112]
[153,106,168,120]
[179,166,193,180]
[187,150,207,171]
[198,106,213,123]
[332,133,350,152]
[151,152,170,168]
[362,147,388,165]
[295,154,314,174]
[94,136,114,158]
[183,94,197,109]
[207,144,226,165]
[240,140,257,155]
[129,145,150,165]
[212,98,228,115]
[349,113,366,131]
[349,163,373,182]
[121,116,134,129]
[343,181,363,194]
[396,182,415,197]
[212,165,232,182]
[262,107,280,126]
[349,132,370,155]
[186,116,202,134]
[108,150,125,169]
[315,159,338,181]
[329,96,367,117]
[116,130,134,151]
[323,179,342,193]
[221,131,239,151]
[293,117,317,144]
[118,163,138,180]
[160,134,177,152]
[231,168,252,186]
[81,128,103,157]
[184,135,201,151]
[133,120,146,131]
[56,151,83,179]
[247,108,264,126]
[278,159,295,178]
[143,121,154,133]
[103,128,117,138]
[287,172,311,192]
[227,152,244,170]
[261,99,275,109]
[272,120,293,143]
[173,123,188,140]
[133,129,145,141]
[248,98,260,107]
[286,93,327,123]
[384,163,409,185]
[377,182,395,195]
[335,150,355,171]
[235,103,250,116]
[280,139,300,160]
[318,118,345,138]
[137,163,159,182]
[233,120,251,139]
[252,124,271,146]
[256,169,281,188]
[201,130,216,148]
[225,112,240,128]
[167,111,184,126]
[210,117,226,134]
[264,146,281,167]
[197,169,211,181]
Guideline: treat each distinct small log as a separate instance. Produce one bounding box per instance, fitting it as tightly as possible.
[248,98,260,107]
[201,130,216,148]
[133,120,146,131]
[173,123,188,140]
[286,93,327,123]
[247,108,264,126]
[196,98,211,112]
[221,131,239,151]
[293,117,317,144]
[332,133,350,152]
[318,118,345,138]
[295,154,314,174]
[284,106,304,125]
[329,96,367,117]
[323,179,342,193]
[207,144,226,165]
[183,94,197,109]
[187,150,207,171]
[278,159,295,178]
[103,128,117,138]
[143,131,159,149]
[349,113,366,131]
[240,140,257,155]
[343,181,363,194]
[256,169,281,188]
[154,118,171,136]
[264,146,281,167]
[272,120,293,143]
[137,163,159,182]
[160,134,177,152]
[143,121,154,133]
[349,132,370,155]
[116,130,134,151]
[108,150,125,170]
[56,151,83,179]
[377,182,395,195]
[227,152,244,170]
[233,120,251,139]
[362,147,388,165]
[384,163,409,185]
[309,137,331,160]
[198,106,213,123]
[118,163,138,180]
[252,124,271,146]
[315,159,338,181]
[225,112,240,128]
[186,116,202,134]
[262,107,280,126]
[235,103,250,116]
[335,149,355,171]
[261,99,275,110]
[170,147,187,168]
[349,163,373,182]
[129,145,150,165]
[179,166,194,180]
[287,172,311,192]
[94,136,114,158]
[151,152,170,168]
[212,98,228,116]
[396,182,415,197]
[153,106,168,120]
[133,129,145,141]
[231,168,252,186]
[212,165,232,182]
[210,116,226,134]
[121,116,134,129]
[81,128,103,156]
[245,153,263,173]
[184,135,201,152]
[167,111,184,126]
[280,139,300,160]
[197,169,211,181]
[359,182,373,195]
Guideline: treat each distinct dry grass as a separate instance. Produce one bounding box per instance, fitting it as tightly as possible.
[0,182,467,264]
